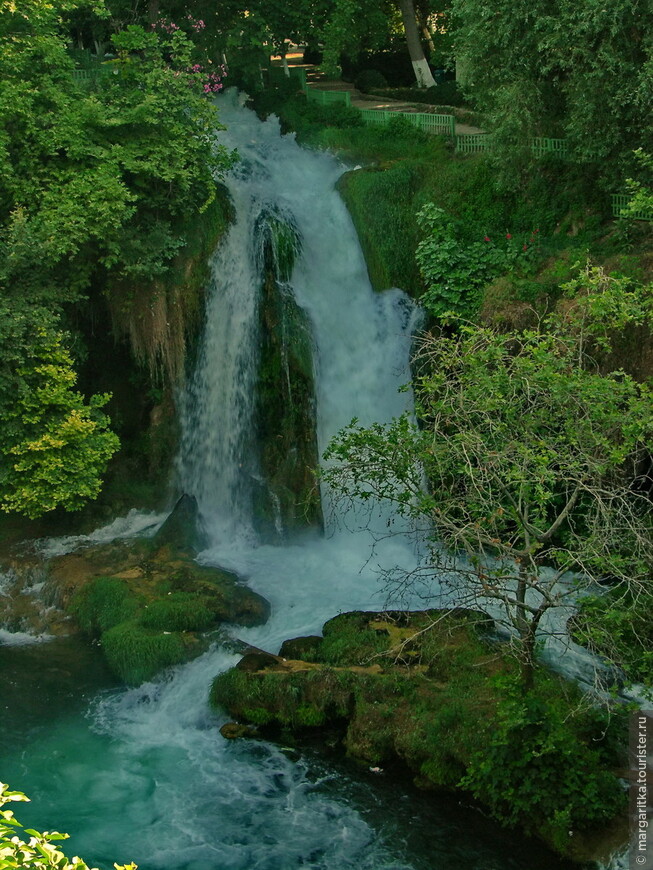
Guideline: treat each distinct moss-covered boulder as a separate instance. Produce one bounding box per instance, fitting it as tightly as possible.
[45,533,269,684]
[254,209,322,537]
[211,609,626,863]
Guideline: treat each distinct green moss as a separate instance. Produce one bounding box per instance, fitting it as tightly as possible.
[296,704,327,726]
[210,609,626,855]
[211,665,355,729]
[101,620,191,685]
[59,537,269,685]
[139,593,215,632]
[255,211,323,534]
[241,707,275,725]
[70,577,139,636]
[318,612,390,665]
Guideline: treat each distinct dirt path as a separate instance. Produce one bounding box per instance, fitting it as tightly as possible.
[294,66,485,135]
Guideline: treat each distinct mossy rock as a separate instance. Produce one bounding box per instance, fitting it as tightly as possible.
[210,609,625,859]
[152,493,207,554]
[101,620,195,685]
[50,532,269,685]
[278,635,323,660]
[254,209,323,537]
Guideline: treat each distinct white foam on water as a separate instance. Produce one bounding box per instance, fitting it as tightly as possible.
[34,509,166,559]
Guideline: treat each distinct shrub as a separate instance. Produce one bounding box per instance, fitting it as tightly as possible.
[370,82,466,107]
[460,680,626,843]
[354,69,388,93]
[415,204,541,318]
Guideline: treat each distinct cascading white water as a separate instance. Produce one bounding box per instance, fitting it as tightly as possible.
[0,93,433,870]
[0,93,593,870]
[178,93,419,548]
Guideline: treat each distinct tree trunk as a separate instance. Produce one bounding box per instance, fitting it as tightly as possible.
[421,24,435,57]
[397,0,437,88]
[417,9,435,55]
[281,50,290,77]
[516,565,535,690]
[520,627,536,691]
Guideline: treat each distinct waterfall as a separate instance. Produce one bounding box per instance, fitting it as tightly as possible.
[178,94,419,549]
[0,93,578,870]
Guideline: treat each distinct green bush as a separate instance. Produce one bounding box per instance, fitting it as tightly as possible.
[415,204,541,318]
[369,82,466,107]
[354,69,388,93]
[460,680,625,843]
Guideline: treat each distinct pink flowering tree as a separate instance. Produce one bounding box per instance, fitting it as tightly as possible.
[149,14,226,94]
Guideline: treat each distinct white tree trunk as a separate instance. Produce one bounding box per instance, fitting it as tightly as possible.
[412,57,436,88]
[397,0,437,88]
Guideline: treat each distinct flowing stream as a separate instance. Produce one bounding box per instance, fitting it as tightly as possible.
[0,93,578,870]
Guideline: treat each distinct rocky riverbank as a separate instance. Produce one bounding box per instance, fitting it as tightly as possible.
[0,497,269,684]
[211,608,629,864]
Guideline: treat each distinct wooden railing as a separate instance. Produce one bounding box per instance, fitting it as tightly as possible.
[611,193,653,221]
[359,108,455,137]
[455,134,569,158]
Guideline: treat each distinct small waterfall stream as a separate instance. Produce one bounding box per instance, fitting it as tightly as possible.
[0,94,581,870]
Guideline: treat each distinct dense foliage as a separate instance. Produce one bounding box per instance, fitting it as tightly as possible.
[451,0,653,176]
[0,0,231,517]
[415,204,540,317]
[0,305,119,518]
[324,269,653,683]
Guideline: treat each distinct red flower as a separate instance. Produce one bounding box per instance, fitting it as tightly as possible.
[506,233,512,239]
[484,235,491,242]
[523,243,528,251]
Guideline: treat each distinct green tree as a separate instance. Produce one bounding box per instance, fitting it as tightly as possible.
[324,268,653,687]
[0,305,119,519]
[0,781,136,869]
[0,0,233,517]
[0,0,232,305]
[450,0,653,173]
[318,0,439,87]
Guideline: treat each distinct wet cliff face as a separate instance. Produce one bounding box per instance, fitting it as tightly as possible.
[254,211,323,538]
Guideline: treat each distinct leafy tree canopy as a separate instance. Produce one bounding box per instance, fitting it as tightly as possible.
[0,0,232,517]
[450,0,653,174]
[324,267,653,685]
[0,303,119,519]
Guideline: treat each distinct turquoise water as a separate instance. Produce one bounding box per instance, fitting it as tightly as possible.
[0,636,575,870]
